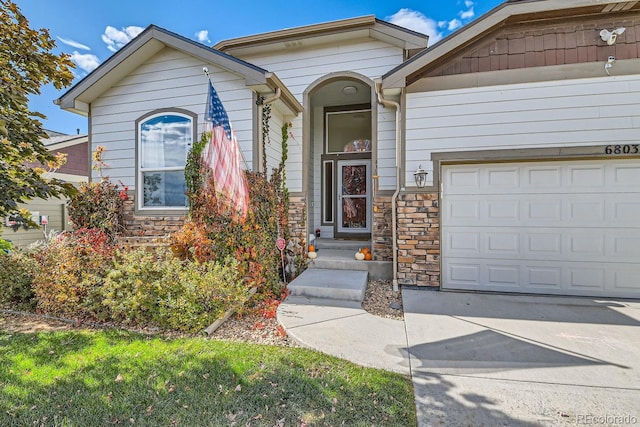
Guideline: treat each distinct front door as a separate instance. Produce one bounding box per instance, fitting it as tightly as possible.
[337,159,371,234]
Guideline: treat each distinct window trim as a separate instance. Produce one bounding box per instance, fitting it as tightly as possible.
[324,105,372,155]
[135,108,197,214]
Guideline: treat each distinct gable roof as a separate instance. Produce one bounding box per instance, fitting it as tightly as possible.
[381,0,640,90]
[43,132,88,150]
[56,25,302,116]
[214,15,428,57]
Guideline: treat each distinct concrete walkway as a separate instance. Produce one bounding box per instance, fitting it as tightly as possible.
[278,289,640,427]
[278,295,410,374]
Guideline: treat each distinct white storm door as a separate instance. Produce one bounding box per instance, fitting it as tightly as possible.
[337,160,371,234]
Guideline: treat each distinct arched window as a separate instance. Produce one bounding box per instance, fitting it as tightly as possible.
[137,112,193,209]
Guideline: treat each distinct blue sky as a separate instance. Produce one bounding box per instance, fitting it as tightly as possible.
[17,0,504,135]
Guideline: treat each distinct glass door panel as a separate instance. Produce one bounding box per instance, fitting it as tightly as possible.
[337,160,371,233]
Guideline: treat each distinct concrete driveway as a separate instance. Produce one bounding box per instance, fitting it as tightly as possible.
[403,289,640,427]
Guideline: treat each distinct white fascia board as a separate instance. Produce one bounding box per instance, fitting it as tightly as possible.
[56,25,270,113]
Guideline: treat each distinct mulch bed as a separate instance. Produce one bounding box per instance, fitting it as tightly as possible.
[0,280,404,346]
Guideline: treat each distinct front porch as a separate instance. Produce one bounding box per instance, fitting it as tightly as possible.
[308,238,392,281]
[287,238,392,303]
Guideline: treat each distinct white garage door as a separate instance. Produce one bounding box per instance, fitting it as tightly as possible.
[442,159,640,298]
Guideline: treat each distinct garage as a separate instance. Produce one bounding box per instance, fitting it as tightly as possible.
[441,159,640,298]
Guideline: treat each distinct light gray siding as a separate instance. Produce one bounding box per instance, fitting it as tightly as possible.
[245,41,403,97]
[286,117,304,193]
[238,40,405,193]
[405,75,640,187]
[2,198,70,249]
[264,105,286,175]
[377,104,398,190]
[90,47,255,187]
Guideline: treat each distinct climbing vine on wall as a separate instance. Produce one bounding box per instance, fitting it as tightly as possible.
[173,116,305,292]
[279,123,290,239]
[278,122,307,278]
[185,131,209,210]
[257,95,272,174]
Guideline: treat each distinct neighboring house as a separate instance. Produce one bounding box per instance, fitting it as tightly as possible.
[2,131,88,248]
[56,0,640,299]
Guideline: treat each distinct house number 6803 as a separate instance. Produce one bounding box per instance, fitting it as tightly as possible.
[605,144,639,154]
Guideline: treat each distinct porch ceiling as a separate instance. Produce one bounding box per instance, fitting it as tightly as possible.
[311,80,371,107]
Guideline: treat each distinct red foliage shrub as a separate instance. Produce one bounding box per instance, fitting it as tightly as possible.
[31,228,116,319]
[174,168,287,296]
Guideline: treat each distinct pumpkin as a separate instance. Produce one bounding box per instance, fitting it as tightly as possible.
[364,252,372,261]
[355,251,365,261]
[361,247,370,255]
[308,245,315,252]
[308,251,318,259]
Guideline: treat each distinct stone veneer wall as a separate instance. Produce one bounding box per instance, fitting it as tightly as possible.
[396,192,440,287]
[120,193,306,243]
[121,195,186,238]
[287,194,307,247]
[372,195,393,261]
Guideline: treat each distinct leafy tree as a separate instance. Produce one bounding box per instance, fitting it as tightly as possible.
[0,0,77,228]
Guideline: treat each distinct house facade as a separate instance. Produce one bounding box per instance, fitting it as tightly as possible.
[58,0,640,299]
[2,131,88,247]
[380,0,640,298]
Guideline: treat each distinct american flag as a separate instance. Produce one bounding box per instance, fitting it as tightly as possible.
[201,81,249,221]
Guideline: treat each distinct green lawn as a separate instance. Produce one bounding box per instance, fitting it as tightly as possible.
[0,328,416,426]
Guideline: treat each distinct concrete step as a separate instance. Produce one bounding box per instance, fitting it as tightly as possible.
[311,249,368,270]
[313,238,370,251]
[288,268,368,302]
[308,248,392,281]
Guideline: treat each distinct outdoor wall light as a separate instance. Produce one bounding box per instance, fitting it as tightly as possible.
[605,56,616,76]
[600,27,625,45]
[342,85,357,95]
[414,165,428,188]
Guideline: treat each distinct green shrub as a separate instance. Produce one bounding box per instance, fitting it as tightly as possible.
[28,228,251,332]
[0,238,12,253]
[31,228,115,319]
[0,251,37,310]
[101,247,250,332]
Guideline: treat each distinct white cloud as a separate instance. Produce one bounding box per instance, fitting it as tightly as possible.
[388,8,443,45]
[101,25,144,52]
[447,19,462,31]
[195,30,210,44]
[70,51,100,73]
[460,6,475,20]
[439,18,463,31]
[389,3,477,47]
[57,36,91,51]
